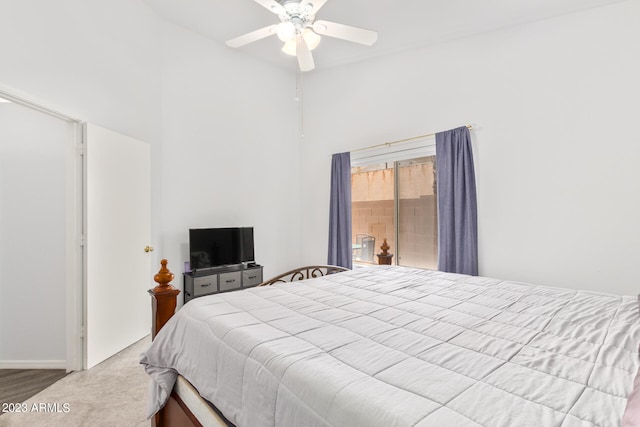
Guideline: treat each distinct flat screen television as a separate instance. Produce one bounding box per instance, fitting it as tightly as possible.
[239,227,255,263]
[189,227,254,270]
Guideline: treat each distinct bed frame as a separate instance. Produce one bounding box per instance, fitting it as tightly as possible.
[147,260,349,427]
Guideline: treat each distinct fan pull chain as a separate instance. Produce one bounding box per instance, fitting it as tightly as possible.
[296,68,304,140]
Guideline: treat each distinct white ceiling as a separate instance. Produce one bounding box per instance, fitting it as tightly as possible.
[144,0,626,72]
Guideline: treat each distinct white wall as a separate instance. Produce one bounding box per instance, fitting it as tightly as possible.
[0,0,162,143]
[156,22,301,296]
[0,103,68,366]
[300,1,640,295]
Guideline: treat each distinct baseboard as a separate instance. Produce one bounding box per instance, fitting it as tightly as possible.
[0,360,67,369]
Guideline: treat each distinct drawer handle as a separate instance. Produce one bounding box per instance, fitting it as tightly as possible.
[248,275,257,279]
[225,279,236,283]
[201,283,211,287]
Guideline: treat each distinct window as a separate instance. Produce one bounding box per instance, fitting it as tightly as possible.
[351,155,437,269]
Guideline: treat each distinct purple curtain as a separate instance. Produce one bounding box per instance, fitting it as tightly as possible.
[435,127,478,275]
[328,152,352,269]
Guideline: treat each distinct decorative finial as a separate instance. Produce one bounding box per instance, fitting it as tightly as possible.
[154,259,175,289]
[380,238,390,256]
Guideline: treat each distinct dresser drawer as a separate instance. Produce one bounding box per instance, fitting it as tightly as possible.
[242,268,262,288]
[219,271,242,292]
[193,275,217,296]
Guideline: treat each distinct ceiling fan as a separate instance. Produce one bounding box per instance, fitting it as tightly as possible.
[225,0,378,72]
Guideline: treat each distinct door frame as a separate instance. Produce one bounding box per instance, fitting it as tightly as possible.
[0,86,84,372]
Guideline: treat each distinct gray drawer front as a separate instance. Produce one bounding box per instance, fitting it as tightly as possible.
[193,276,217,296]
[219,271,242,292]
[243,269,262,288]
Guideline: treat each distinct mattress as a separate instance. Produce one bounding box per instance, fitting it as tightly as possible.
[140,265,640,426]
[174,375,232,427]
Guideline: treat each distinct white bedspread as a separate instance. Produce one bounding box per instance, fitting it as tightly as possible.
[140,266,640,427]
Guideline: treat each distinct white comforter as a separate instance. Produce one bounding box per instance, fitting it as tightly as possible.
[140,266,640,427]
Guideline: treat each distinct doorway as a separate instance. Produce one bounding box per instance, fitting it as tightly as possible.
[0,90,83,372]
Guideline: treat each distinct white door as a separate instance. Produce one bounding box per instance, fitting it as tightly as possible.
[84,124,151,369]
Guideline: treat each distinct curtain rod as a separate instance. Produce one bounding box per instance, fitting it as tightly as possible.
[351,124,473,153]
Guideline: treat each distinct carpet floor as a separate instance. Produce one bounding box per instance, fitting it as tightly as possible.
[0,336,151,427]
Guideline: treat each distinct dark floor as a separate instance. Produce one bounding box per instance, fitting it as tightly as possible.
[0,369,67,411]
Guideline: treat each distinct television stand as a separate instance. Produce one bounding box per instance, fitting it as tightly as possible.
[183,263,263,303]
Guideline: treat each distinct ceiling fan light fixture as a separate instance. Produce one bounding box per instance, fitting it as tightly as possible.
[282,39,297,56]
[282,29,320,56]
[276,21,296,42]
[303,28,321,50]
[225,0,377,71]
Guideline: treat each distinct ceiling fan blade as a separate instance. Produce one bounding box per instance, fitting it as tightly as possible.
[301,0,328,15]
[252,0,286,15]
[296,36,315,72]
[313,20,377,46]
[225,25,277,48]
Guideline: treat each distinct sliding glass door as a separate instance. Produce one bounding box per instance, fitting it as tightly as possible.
[351,155,437,269]
[397,156,437,269]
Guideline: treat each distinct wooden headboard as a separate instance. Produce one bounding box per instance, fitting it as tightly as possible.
[148,259,180,338]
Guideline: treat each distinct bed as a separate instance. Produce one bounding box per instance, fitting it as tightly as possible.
[141,260,640,427]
